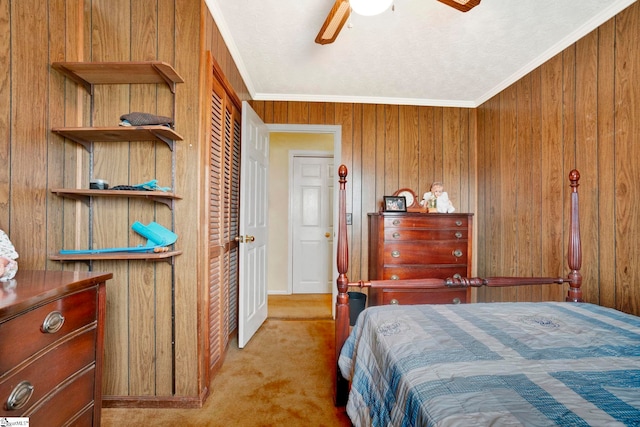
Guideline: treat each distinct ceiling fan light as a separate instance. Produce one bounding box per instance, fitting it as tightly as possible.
[350,0,393,16]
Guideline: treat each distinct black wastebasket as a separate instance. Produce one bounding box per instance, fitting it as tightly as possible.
[348,291,367,326]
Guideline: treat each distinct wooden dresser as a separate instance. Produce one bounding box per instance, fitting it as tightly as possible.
[0,270,111,426]
[367,212,473,306]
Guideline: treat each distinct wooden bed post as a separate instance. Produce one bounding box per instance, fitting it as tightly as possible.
[335,165,350,406]
[566,169,583,302]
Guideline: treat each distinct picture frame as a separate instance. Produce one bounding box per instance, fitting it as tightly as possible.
[384,196,407,212]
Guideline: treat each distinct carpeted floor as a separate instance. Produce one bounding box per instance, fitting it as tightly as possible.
[268,293,333,319]
[102,294,351,426]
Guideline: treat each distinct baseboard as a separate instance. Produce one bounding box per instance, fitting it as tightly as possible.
[103,387,209,409]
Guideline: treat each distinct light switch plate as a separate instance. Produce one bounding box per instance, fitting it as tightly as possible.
[346,213,352,225]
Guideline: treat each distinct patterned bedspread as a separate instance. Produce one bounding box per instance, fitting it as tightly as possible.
[338,302,640,426]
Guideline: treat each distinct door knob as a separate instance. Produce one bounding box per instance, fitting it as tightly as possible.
[325,232,331,238]
[234,235,255,243]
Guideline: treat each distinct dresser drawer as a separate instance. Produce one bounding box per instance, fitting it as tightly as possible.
[372,288,468,305]
[0,328,96,416]
[384,216,468,229]
[24,365,95,427]
[383,241,468,265]
[382,266,467,280]
[384,228,467,241]
[0,288,97,376]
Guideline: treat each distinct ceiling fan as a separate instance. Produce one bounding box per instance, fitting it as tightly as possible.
[315,0,481,45]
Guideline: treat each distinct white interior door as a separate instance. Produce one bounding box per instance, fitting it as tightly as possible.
[291,156,334,294]
[238,101,269,348]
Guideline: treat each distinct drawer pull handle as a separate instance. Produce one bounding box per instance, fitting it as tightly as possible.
[42,311,65,334]
[455,231,463,239]
[392,219,400,226]
[6,381,34,410]
[391,250,400,258]
[452,297,461,305]
[455,220,463,226]
[390,275,399,280]
[452,249,463,258]
[389,299,399,305]
[392,232,400,239]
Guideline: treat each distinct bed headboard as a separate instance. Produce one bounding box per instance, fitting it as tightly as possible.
[333,165,582,405]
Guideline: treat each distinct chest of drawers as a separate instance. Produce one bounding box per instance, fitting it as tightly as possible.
[367,212,473,306]
[0,270,111,426]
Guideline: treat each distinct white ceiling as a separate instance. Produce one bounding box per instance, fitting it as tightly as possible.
[205,0,636,108]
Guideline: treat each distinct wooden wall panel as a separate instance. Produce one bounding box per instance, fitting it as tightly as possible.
[514,75,534,302]
[0,0,9,228]
[539,54,565,303]
[360,104,377,279]
[46,0,66,275]
[477,2,640,315]
[529,69,543,302]
[597,18,616,309]
[351,103,363,278]
[173,0,202,399]
[155,0,177,397]
[59,0,90,274]
[10,0,49,268]
[614,4,640,315]
[128,0,161,397]
[90,0,132,398]
[574,31,600,305]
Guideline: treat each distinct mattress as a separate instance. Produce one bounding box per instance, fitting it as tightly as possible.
[338,302,640,426]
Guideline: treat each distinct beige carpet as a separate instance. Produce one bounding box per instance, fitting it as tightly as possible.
[102,293,350,427]
[268,293,333,319]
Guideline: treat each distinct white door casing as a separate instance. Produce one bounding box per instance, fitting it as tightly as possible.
[238,102,269,348]
[291,155,334,294]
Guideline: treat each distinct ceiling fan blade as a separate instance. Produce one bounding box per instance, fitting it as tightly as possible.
[436,0,481,12]
[315,0,351,45]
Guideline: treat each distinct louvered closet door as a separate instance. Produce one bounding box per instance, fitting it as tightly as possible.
[207,75,240,375]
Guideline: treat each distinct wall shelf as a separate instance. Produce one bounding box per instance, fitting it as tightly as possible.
[52,126,183,151]
[50,60,183,265]
[51,61,184,94]
[50,250,182,264]
[51,188,182,209]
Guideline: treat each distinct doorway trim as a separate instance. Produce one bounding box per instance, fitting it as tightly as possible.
[267,124,342,317]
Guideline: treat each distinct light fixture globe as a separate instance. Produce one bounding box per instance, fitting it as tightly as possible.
[350,0,393,16]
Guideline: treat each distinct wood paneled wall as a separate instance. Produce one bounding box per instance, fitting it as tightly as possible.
[476,2,640,316]
[249,102,477,282]
[0,0,248,406]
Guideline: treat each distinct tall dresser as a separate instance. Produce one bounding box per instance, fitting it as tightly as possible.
[367,212,473,306]
[0,270,111,426]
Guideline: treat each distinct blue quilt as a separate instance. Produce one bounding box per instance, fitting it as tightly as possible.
[338,302,640,426]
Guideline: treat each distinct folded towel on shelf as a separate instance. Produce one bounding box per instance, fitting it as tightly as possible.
[59,221,177,254]
[119,112,173,127]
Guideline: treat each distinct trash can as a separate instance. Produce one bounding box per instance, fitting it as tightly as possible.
[348,291,367,326]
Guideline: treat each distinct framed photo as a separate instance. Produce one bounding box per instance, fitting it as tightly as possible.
[384,196,407,212]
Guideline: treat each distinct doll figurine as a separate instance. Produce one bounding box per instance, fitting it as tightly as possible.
[421,182,455,213]
[0,229,19,281]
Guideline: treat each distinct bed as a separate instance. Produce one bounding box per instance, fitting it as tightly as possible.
[333,166,640,426]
